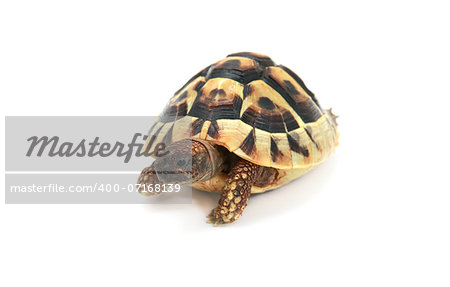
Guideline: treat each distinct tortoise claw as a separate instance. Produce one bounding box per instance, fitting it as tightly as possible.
[206,209,224,226]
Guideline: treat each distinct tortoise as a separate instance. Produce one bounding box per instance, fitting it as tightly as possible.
[138,52,339,225]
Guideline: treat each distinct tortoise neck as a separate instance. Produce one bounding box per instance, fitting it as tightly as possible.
[191,140,225,182]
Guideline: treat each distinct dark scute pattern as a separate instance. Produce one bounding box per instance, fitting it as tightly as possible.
[243,84,252,99]
[177,102,188,117]
[206,63,263,85]
[220,59,241,70]
[207,120,220,139]
[148,124,165,150]
[191,118,204,136]
[278,65,321,109]
[170,54,322,137]
[241,106,286,133]
[188,94,243,120]
[174,91,188,103]
[240,128,256,155]
[270,137,283,162]
[227,52,275,67]
[284,80,299,96]
[257,97,276,110]
[262,69,322,123]
[304,126,320,150]
[209,88,226,98]
[293,100,322,124]
[160,99,188,123]
[174,65,210,96]
[287,133,309,157]
[194,80,205,92]
[282,111,300,131]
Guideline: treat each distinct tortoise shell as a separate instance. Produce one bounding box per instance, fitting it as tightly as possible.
[144,52,339,173]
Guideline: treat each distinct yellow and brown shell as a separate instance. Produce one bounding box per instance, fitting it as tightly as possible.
[144,52,339,193]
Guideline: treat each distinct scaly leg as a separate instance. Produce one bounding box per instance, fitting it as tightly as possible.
[207,159,260,225]
[137,164,162,195]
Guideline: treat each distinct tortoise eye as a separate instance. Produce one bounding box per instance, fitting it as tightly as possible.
[176,159,186,167]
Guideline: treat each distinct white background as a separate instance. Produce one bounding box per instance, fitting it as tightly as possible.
[1,0,449,286]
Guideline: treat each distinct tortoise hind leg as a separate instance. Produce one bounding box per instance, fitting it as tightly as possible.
[207,159,260,225]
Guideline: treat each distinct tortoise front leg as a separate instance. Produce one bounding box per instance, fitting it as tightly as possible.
[137,164,162,195]
[207,159,260,225]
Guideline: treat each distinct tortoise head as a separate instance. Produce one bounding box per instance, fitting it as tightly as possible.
[148,139,224,185]
[153,139,194,184]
